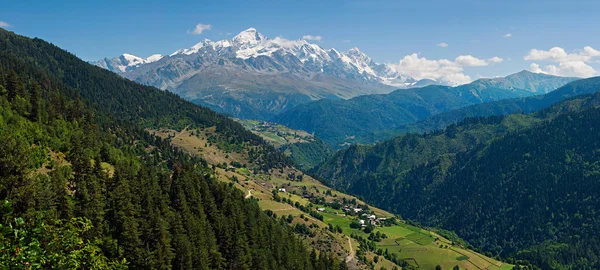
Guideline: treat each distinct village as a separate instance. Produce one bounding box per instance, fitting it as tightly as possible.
[277,186,390,228]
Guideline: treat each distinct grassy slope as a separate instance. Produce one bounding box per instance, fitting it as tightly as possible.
[150,126,513,270]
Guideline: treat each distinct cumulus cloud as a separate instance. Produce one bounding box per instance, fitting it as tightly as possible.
[530,63,543,73]
[388,53,503,86]
[455,55,488,66]
[302,35,322,41]
[504,33,512,38]
[488,56,504,64]
[437,42,448,48]
[188,24,212,35]
[524,46,600,77]
[0,21,11,28]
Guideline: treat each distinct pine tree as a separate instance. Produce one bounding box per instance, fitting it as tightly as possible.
[29,82,42,122]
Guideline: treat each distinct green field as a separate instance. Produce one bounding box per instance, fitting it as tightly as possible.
[154,125,513,270]
[404,232,435,245]
[315,206,512,270]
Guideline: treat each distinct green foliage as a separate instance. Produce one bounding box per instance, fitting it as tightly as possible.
[0,28,289,172]
[358,76,600,144]
[275,71,576,146]
[316,90,600,269]
[0,28,346,269]
[0,200,127,269]
[281,137,334,170]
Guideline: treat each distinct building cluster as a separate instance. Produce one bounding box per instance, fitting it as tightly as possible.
[359,213,387,227]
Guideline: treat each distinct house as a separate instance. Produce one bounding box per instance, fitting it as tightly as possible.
[353,208,362,213]
[317,208,326,212]
[369,215,376,220]
[278,188,286,192]
[359,220,365,225]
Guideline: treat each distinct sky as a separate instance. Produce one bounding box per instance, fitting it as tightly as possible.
[1,0,600,84]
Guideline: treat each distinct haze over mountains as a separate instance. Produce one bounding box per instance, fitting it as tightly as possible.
[93,28,453,118]
[275,70,577,146]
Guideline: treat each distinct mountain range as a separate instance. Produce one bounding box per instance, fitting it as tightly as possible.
[93,28,442,119]
[274,70,578,146]
[355,73,600,143]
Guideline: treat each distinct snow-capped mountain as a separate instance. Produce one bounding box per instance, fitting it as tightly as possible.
[96,28,434,87]
[93,28,440,119]
[94,53,163,73]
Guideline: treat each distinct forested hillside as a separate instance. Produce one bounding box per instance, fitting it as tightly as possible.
[0,29,345,269]
[355,76,600,144]
[315,90,600,269]
[236,119,334,170]
[0,29,289,172]
[273,71,576,147]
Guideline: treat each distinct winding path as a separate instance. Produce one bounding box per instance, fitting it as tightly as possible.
[172,124,191,140]
[245,189,253,199]
[346,236,354,263]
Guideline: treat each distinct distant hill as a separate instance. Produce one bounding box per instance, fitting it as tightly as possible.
[274,71,577,146]
[237,119,334,170]
[356,75,600,144]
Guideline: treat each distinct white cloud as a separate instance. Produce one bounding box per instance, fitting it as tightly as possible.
[437,42,448,48]
[0,21,11,28]
[188,23,212,35]
[342,39,351,43]
[388,53,503,86]
[302,35,322,41]
[524,46,600,77]
[455,55,490,66]
[530,63,543,73]
[488,56,504,64]
[504,33,512,38]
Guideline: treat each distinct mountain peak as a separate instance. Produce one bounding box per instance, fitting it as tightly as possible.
[512,70,535,76]
[232,27,266,46]
[121,53,142,60]
[346,47,362,54]
[120,53,163,65]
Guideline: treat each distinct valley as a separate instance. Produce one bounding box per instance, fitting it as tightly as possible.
[4,2,600,269]
[149,126,513,270]
[273,71,577,146]
[314,88,600,269]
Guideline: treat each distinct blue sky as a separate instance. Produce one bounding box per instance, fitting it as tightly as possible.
[2,0,600,83]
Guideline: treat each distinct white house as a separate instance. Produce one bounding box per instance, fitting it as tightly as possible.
[317,208,326,212]
[359,219,365,225]
[278,188,286,192]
